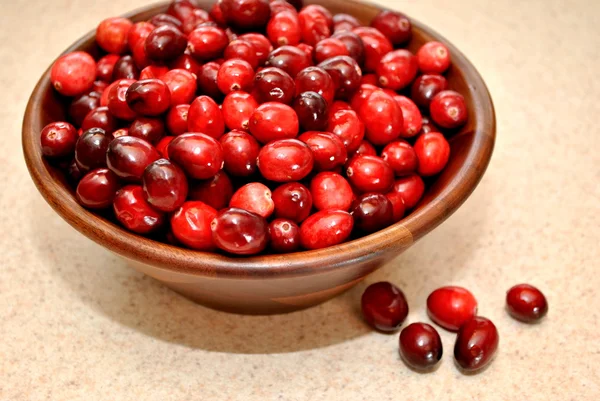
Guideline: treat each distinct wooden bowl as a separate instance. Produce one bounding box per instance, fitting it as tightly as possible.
[22,0,495,314]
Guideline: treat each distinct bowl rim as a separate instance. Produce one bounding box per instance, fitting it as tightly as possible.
[22,0,496,279]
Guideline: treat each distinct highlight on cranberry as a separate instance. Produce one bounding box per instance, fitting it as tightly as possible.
[506,283,548,322]
[40,0,468,256]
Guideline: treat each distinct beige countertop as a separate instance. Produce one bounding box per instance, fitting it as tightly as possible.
[2,0,599,399]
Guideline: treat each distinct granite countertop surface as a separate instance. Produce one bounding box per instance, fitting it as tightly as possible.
[1,0,599,399]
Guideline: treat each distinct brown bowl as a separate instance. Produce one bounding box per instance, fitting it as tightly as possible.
[22,0,495,314]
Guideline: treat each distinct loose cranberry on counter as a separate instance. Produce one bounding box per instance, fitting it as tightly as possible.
[171,201,218,250]
[222,91,258,131]
[220,0,271,31]
[169,53,202,76]
[96,17,133,54]
[327,108,364,153]
[217,59,255,94]
[168,133,224,179]
[381,140,418,176]
[314,37,349,63]
[188,171,234,209]
[142,158,188,212]
[161,69,197,106]
[298,4,333,46]
[40,122,77,158]
[107,79,137,120]
[267,10,301,47]
[390,174,425,210]
[318,55,362,100]
[211,208,269,255]
[76,168,121,209]
[332,13,361,33]
[361,281,409,332]
[417,41,451,74]
[267,45,312,78]
[145,25,187,62]
[299,209,353,250]
[106,136,161,181]
[430,90,468,129]
[129,117,165,144]
[377,49,418,91]
[113,185,165,234]
[399,323,442,371]
[50,51,96,96]
[187,26,229,61]
[257,139,313,182]
[351,193,394,233]
[310,172,353,211]
[219,130,260,176]
[81,106,118,134]
[272,182,312,223]
[238,33,273,65]
[230,182,274,218]
[197,62,224,100]
[295,66,335,105]
[75,128,113,172]
[394,95,423,138]
[140,65,169,80]
[166,104,189,136]
[188,95,225,139]
[112,55,140,80]
[96,54,121,82]
[411,74,448,109]
[454,316,499,372]
[269,219,300,253]
[249,102,299,143]
[385,191,406,223]
[156,136,174,159]
[347,155,394,193]
[360,90,403,146]
[353,27,393,72]
[506,284,548,322]
[299,131,347,171]
[414,132,450,176]
[224,39,260,69]
[370,10,411,46]
[331,31,365,65]
[293,91,329,131]
[125,79,172,116]
[253,67,296,104]
[427,286,478,331]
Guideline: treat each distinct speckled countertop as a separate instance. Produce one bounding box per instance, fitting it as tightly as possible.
[1,0,599,399]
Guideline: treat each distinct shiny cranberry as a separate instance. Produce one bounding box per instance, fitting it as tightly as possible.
[112,55,140,80]
[188,171,234,209]
[187,26,229,61]
[222,91,258,131]
[230,182,274,218]
[318,56,361,100]
[171,201,217,250]
[197,62,223,100]
[347,155,394,193]
[239,33,273,65]
[113,185,165,234]
[182,8,211,34]
[168,133,223,179]
[420,116,440,134]
[220,0,271,30]
[370,10,411,46]
[506,284,548,322]
[217,59,254,94]
[76,168,121,209]
[331,31,365,64]
[296,43,315,60]
[267,45,312,78]
[219,130,260,176]
[272,182,312,222]
[269,0,296,15]
[131,40,152,70]
[267,10,301,47]
[211,208,269,255]
[430,90,468,129]
[352,140,377,158]
[414,132,450,176]
[294,66,334,105]
[128,22,156,50]
[224,40,259,69]
[269,219,300,253]
[360,73,378,86]
[360,90,403,145]
[156,136,174,159]
[258,139,313,181]
[327,108,364,153]
[377,49,418,90]
[124,79,171,117]
[427,286,478,331]
[139,65,168,80]
[253,67,296,104]
[96,17,132,54]
[167,0,196,21]
[298,5,332,46]
[81,106,118,134]
[417,41,451,74]
[299,131,346,171]
[385,191,406,222]
[141,158,188,212]
[329,100,352,114]
[310,172,353,211]
[249,102,299,143]
[165,105,189,136]
[361,282,408,332]
[69,91,101,127]
[106,80,136,121]
[106,136,160,181]
[351,193,393,233]
[392,95,422,138]
[349,83,377,112]
[333,13,361,33]
[158,69,195,107]
[92,80,108,94]
[293,91,328,131]
[299,209,353,250]
[144,25,187,62]
[169,53,202,76]
[314,38,349,63]
[381,140,418,176]
[390,174,425,210]
[50,51,96,96]
[129,117,165,144]
[353,27,393,72]
[454,317,499,372]
[40,122,77,158]
[188,95,225,139]
[75,128,112,171]
[399,323,442,370]
[96,54,120,82]
[150,13,183,29]
[410,74,448,109]
[209,1,227,25]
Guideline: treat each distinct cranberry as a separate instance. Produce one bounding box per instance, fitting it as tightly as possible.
[113,185,165,234]
[299,131,347,171]
[310,172,353,211]
[327,108,364,153]
[333,13,361,33]
[329,100,352,114]
[381,140,418,176]
[189,171,234,209]
[220,91,257,131]
[188,95,225,139]
[96,54,121,82]
[128,22,156,50]
[267,45,312,78]
[295,66,334,105]
[350,83,377,112]
[347,155,394,193]
[166,104,189,136]
[211,208,269,255]
[318,56,362,99]
[377,49,418,90]
[67,159,83,184]
[352,140,377,158]
[129,117,165,144]
[167,0,196,22]
[298,5,332,46]
[106,79,136,120]
[385,191,406,222]
[249,102,299,143]
[168,133,223,179]
[156,136,174,159]
[269,219,300,253]
[299,209,353,250]
[40,122,77,158]
[267,10,301,47]
[359,90,403,145]
[217,59,254,94]
[125,79,171,117]
[160,69,197,106]
[414,132,450,176]
[353,27,393,72]
[269,0,296,15]
[75,128,112,172]
[106,136,160,181]
[351,193,394,232]
[197,62,223,100]
[169,53,202,76]
[230,182,274,218]
[430,90,468,129]
[143,25,187,62]
[410,74,448,109]
[224,40,259,69]
[420,116,440,134]
[427,286,478,331]
[399,323,442,370]
[360,74,378,86]
[370,10,411,46]
[50,51,96,96]
[390,174,425,210]
[293,91,328,131]
[171,201,217,250]
[150,13,183,29]
[141,158,188,212]
[96,17,132,54]
[361,282,408,332]
[454,317,499,372]
[220,130,260,176]
[393,95,423,138]
[272,182,312,222]
[220,0,271,31]
[182,8,210,34]
[91,80,108,94]
[239,33,273,65]
[331,31,365,64]
[314,38,349,63]
[81,106,118,134]
[296,43,315,60]
[209,1,227,25]
[506,284,548,322]
[417,41,451,74]
[140,65,169,80]
[253,67,296,104]
[257,139,313,182]
[188,26,229,61]
[76,168,121,209]
[112,55,140,80]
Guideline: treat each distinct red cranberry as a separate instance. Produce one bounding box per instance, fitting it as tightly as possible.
[310,172,353,211]
[353,27,393,72]
[417,41,451,74]
[161,69,197,106]
[506,284,548,322]
[220,130,260,176]
[350,83,377,111]
[40,122,77,158]
[333,13,361,33]
[209,1,227,25]
[381,140,418,176]
[188,95,225,139]
[113,185,165,234]
[410,74,448,109]
[107,79,137,120]
[239,33,273,65]
[331,31,365,65]
[189,171,234,209]
[81,106,118,134]
[393,95,422,138]
[171,201,217,250]
[106,136,160,181]
[385,191,406,222]
[221,91,258,131]
[295,66,334,105]
[230,182,274,218]
[257,139,313,182]
[128,22,156,50]
[299,131,347,171]
[141,158,188,212]
[140,65,169,80]
[327,108,364,153]
[352,140,377,158]
[314,38,349,63]
[50,51,96,96]
[168,133,223,179]
[220,0,271,31]
[96,17,132,54]
[269,219,300,253]
[370,10,411,46]
[150,13,183,29]
[361,282,408,332]
[347,155,394,193]
[298,5,332,46]
[359,90,403,145]
[167,0,196,20]
[112,55,139,80]
[390,174,425,210]
[267,10,301,47]
[399,323,442,370]
[166,104,189,136]
[96,54,120,82]
[377,49,418,90]
[351,193,394,232]
[224,39,259,69]
[92,80,108,94]
[76,168,121,209]
[249,102,299,143]
[270,0,297,15]
[430,90,468,129]
[420,116,440,134]
[125,79,171,116]
[145,25,187,62]
[197,62,223,100]
[293,91,328,131]
[253,67,296,104]
[211,208,269,255]
[318,56,362,100]
[414,132,450,176]
[272,182,312,222]
[217,59,255,94]
[267,45,312,78]
[427,286,478,331]
[296,43,314,60]
[454,317,499,372]
[129,117,165,144]
[156,136,174,159]
[188,26,229,61]
[360,74,378,86]
[329,100,352,114]
[299,209,353,250]
[75,128,112,172]
[169,53,202,76]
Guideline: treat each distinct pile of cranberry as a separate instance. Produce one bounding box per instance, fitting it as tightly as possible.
[40,0,468,255]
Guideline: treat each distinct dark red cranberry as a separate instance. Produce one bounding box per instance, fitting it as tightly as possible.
[96,17,132,54]
[238,33,273,65]
[188,171,234,210]
[188,95,225,139]
[427,286,478,331]
[299,210,353,250]
[351,193,394,233]
[140,65,169,80]
[293,91,329,131]
[257,139,313,182]
[129,117,165,144]
[399,323,442,370]
[211,208,269,255]
[220,0,271,31]
[385,191,406,222]
[269,219,300,253]
[359,90,403,145]
[332,13,361,33]
[310,172,353,211]
[169,53,202,76]
[272,182,312,222]
[331,31,365,64]
[249,102,299,143]
[188,26,229,61]
[295,66,334,105]
[125,79,171,116]
[267,10,301,47]
[91,80,108,94]
[81,106,118,134]
[318,56,362,100]
[197,62,223,99]
[506,284,548,322]
[106,136,161,181]
[76,168,121,209]
[219,130,260,176]
[361,281,409,332]
[454,317,499,372]
[112,55,139,80]
[50,51,96,96]
[113,185,165,234]
[96,54,120,82]
[314,37,349,63]
[417,41,451,74]
[253,67,296,104]
[128,22,156,50]
[168,133,224,179]
[145,25,187,62]
[75,128,112,172]
[217,59,255,94]
[381,140,418,176]
[160,69,197,106]
[414,132,450,176]
[353,27,393,72]
[377,49,418,90]
[394,95,423,138]
[224,39,259,69]
[166,104,189,136]
[390,174,425,210]
[410,74,448,109]
[298,131,347,171]
[230,182,274,218]
[370,10,411,46]
[171,201,217,250]
[327,108,364,153]
[269,0,296,15]
[346,155,394,193]
[142,158,188,212]
[156,136,174,159]
[107,79,137,120]
[267,45,312,78]
[67,159,83,184]
[298,5,333,46]
[430,90,468,129]
[40,122,77,157]
[222,91,258,131]
[167,0,196,22]
[150,13,183,29]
